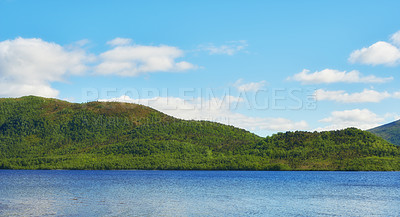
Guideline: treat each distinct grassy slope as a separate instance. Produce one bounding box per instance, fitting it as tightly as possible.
[0,96,399,170]
[369,120,400,146]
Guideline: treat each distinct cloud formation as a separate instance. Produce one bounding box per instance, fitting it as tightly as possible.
[318,109,385,131]
[106,38,133,46]
[0,37,197,98]
[315,89,392,103]
[349,30,400,66]
[96,39,196,76]
[349,41,400,66]
[390,30,400,47]
[199,40,248,55]
[393,91,400,99]
[289,69,392,84]
[100,95,308,132]
[233,79,266,92]
[0,37,90,98]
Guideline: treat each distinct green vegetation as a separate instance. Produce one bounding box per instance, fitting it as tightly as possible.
[369,120,400,146]
[0,96,399,171]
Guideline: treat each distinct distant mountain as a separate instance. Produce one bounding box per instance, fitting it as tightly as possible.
[0,96,399,171]
[369,120,400,146]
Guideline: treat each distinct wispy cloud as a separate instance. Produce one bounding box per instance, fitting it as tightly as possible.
[73,39,91,47]
[315,89,392,103]
[288,69,393,84]
[393,91,400,99]
[233,79,266,92]
[391,30,400,47]
[199,40,248,55]
[106,37,133,46]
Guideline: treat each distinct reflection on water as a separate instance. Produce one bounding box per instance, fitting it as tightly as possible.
[1,170,400,216]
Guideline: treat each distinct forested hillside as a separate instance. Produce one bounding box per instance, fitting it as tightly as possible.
[0,96,399,171]
[369,120,400,146]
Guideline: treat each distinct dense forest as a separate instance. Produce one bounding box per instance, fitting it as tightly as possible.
[369,120,400,146]
[0,96,399,171]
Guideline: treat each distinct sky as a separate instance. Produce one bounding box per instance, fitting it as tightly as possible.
[1,0,400,136]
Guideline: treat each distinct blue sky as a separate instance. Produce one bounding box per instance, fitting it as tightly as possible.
[1,0,400,136]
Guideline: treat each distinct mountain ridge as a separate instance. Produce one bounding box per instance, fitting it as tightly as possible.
[0,96,399,171]
[369,119,400,146]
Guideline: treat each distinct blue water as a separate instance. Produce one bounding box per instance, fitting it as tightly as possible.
[0,171,400,216]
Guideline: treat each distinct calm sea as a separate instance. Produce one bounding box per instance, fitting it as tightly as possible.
[0,170,399,216]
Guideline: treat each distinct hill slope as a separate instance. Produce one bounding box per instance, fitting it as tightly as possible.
[0,96,399,171]
[369,120,400,146]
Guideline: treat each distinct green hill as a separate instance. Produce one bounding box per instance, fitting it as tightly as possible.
[0,96,399,171]
[369,120,400,146]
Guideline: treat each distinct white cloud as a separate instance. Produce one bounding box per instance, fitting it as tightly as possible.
[74,39,91,47]
[315,89,391,103]
[390,30,400,47]
[0,37,90,98]
[199,40,248,55]
[100,95,308,132]
[384,112,400,121]
[349,41,400,66]
[318,109,385,131]
[393,91,400,99]
[289,69,393,84]
[106,38,133,46]
[0,37,197,97]
[233,79,266,92]
[95,40,196,76]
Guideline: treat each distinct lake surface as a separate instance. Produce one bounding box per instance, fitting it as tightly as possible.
[0,170,400,216]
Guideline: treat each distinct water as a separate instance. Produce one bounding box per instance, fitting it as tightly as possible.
[0,171,400,216]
